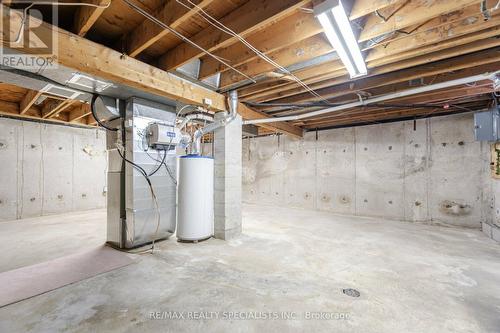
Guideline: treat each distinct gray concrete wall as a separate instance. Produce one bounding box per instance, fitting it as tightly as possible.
[0,118,106,222]
[213,113,242,240]
[243,113,493,228]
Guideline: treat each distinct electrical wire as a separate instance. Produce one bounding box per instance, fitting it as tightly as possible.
[115,143,162,253]
[91,96,164,254]
[175,0,330,102]
[146,149,178,185]
[147,148,166,177]
[122,0,256,83]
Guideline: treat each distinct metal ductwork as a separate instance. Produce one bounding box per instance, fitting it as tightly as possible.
[191,90,238,155]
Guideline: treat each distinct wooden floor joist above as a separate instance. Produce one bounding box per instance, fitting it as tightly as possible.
[1,0,500,133]
[0,4,303,137]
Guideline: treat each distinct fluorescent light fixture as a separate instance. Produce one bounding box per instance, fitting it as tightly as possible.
[314,0,367,78]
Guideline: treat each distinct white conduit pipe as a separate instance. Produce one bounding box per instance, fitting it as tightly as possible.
[192,90,238,155]
[243,72,499,125]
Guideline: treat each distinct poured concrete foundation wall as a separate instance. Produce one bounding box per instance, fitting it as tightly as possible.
[243,113,493,228]
[0,118,106,222]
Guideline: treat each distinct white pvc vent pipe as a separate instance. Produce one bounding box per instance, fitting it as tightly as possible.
[243,72,499,125]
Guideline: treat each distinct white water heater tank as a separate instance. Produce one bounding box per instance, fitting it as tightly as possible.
[177,155,214,241]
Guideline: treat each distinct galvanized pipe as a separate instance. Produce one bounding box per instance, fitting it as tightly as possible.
[191,90,238,155]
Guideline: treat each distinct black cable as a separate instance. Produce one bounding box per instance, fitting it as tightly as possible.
[145,149,178,185]
[93,96,172,252]
[148,148,166,177]
[91,94,119,132]
[115,146,152,186]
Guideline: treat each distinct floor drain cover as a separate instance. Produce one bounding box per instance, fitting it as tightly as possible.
[342,288,360,297]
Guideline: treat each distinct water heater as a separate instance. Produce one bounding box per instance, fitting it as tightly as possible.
[177,155,214,241]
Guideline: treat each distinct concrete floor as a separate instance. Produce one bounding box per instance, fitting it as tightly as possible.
[1,205,500,332]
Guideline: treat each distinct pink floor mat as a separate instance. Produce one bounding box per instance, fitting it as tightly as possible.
[0,245,134,307]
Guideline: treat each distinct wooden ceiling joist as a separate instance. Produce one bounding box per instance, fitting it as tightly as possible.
[125,0,215,58]
[349,0,405,20]
[244,42,500,103]
[358,0,482,42]
[219,34,333,89]
[369,28,500,68]
[68,104,92,122]
[4,0,500,132]
[42,99,76,119]
[270,60,500,106]
[198,10,323,80]
[365,3,500,61]
[157,0,309,71]
[74,0,111,37]
[19,89,43,115]
[361,0,499,51]
[0,5,303,137]
[298,94,492,126]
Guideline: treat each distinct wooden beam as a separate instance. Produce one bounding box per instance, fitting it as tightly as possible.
[238,103,304,138]
[349,0,405,20]
[358,0,482,42]
[1,5,226,108]
[19,89,43,115]
[74,0,111,37]
[125,0,215,58]
[1,5,302,137]
[68,103,91,122]
[157,0,308,71]
[219,34,333,89]
[198,11,322,79]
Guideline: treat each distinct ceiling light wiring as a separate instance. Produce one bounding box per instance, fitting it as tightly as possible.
[122,0,256,83]
[175,0,330,102]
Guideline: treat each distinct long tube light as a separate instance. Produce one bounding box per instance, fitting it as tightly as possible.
[314,0,367,78]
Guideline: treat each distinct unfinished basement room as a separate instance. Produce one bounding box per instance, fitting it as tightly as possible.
[1,0,500,332]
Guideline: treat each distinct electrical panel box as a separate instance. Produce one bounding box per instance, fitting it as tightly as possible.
[474,108,500,142]
[147,123,181,148]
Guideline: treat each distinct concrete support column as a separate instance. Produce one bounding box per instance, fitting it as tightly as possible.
[213,112,242,240]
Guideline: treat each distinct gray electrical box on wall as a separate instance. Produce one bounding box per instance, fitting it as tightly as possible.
[474,107,500,142]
